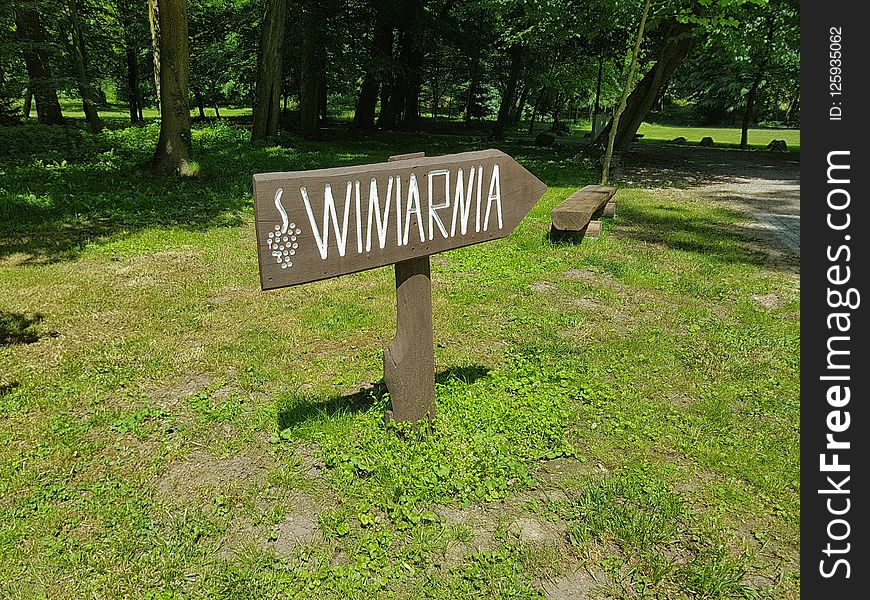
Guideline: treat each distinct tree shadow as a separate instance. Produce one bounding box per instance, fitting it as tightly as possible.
[615,143,800,190]
[276,364,490,431]
[0,311,53,345]
[613,203,798,270]
[0,123,252,264]
[0,381,19,395]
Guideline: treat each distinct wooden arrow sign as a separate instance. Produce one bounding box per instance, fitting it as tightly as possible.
[253,149,547,425]
[253,149,547,290]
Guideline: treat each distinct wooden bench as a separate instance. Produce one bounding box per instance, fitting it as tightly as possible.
[550,184,617,241]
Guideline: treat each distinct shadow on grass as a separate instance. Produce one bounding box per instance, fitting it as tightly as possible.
[613,203,778,267]
[614,142,800,190]
[612,205,795,273]
[0,311,55,345]
[276,365,490,431]
[0,381,19,395]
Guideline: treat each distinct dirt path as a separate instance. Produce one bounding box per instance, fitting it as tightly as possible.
[617,143,800,258]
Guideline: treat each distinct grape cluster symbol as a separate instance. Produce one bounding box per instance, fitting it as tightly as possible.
[266,188,302,269]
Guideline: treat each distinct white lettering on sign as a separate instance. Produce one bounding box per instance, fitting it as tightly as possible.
[427,169,450,240]
[365,176,392,252]
[403,173,425,246]
[290,163,503,260]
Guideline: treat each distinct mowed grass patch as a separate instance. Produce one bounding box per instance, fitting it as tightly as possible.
[1,122,798,598]
[553,119,800,152]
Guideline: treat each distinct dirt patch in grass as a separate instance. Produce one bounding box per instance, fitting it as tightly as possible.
[572,298,601,309]
[291,442,326,478]
[751,293,783,310]
[437,505,500,552]
[155,448,273,502]
[270,513,323,557]
[145,372,213,408]
[531,281,557,293]
[218,490,334,559]
[535,457,601,490]
[509,516,566,545]
[539,567,604,600]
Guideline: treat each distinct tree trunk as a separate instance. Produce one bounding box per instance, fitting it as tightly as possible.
[148,0,161,111]
[528,92,542,135]
[151,0,193,174]
[377,81,396,129]
[740,17,776,149]
[353,78,380,130]
[464,45,481,125]
[353,5,393,130]
[319,78,327,123]
[300,0,324,140]
[739,78,759,149]
[24,90,33,118]
[68,0,102,133]
[601,0,651,184]
[194,89,206,120]
[14,8,64,125]
[395,1,424,130]
[510,83,529,125]
[593,24,695,153]
[490,44,523,140]
[251,0,289,140]
[431,74,439,118]
[551,92,562,130]
[125,41,142,124]
[213,99,221,119]
[783,88,799,123]
[593,53,603,114]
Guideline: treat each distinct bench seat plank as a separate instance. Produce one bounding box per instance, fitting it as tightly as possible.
[551,185,617,232]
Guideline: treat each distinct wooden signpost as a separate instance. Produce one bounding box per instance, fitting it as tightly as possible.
[253,149,547,423]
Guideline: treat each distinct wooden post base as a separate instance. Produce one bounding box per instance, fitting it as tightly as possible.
[384,256,436,424]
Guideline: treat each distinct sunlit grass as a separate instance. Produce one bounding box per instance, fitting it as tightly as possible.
[0,121,800,599]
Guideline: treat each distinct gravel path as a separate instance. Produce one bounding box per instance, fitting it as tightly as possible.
[618,143,800,258]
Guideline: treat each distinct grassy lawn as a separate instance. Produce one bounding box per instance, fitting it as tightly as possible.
[0,122,799,598]
[526,119,800,152]
[635,123,800,151]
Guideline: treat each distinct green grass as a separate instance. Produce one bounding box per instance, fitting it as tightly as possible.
[635,123,800,151]
[525,118,800,152]
[0,121,799,598]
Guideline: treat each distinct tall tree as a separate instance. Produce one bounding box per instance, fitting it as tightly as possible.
[300,0,325,140]
[251,0,288,140]
[112,0,148,123]
[151,0,193,174]
[124,43,141,123]
[490,43,522,140]
[147,0,160,110]
[601,0,650,183]
[739,9,779,148]
[14,5,64,125]
[591,22,696,152]
[352,0,394,130]
[395,0,425,128]
[67,0,102,132]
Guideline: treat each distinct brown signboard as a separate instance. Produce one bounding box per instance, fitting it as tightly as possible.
[253,149,547,290]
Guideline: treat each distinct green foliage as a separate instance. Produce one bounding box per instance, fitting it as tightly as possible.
[670,0,800,126]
